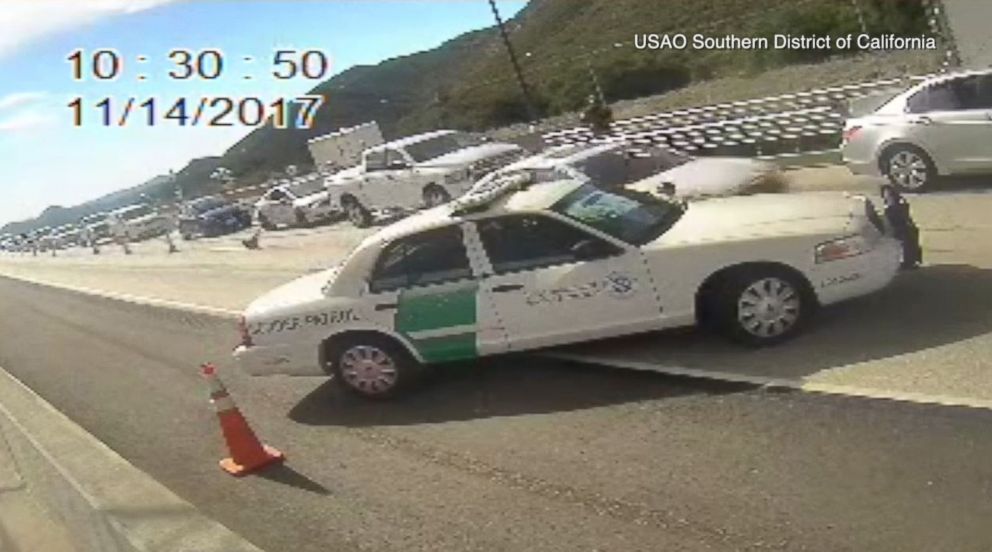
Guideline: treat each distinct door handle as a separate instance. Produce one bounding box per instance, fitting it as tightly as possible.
[375,303,398,311]
[910,116,933,125]
[491,284,524,293]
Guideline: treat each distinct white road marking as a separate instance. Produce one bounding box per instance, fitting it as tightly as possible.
[542,352,992,412]
[5,272,992,412]
[0,272,240,319]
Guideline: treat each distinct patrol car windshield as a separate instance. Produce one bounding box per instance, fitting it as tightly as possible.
[551,183,683,245]
[570,147,690,188]
[405,132,481,162]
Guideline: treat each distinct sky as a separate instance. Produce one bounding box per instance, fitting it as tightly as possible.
[0,0,526,226]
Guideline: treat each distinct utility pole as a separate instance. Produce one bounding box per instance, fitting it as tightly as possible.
[851,0,868,35]
[487,0,538,121]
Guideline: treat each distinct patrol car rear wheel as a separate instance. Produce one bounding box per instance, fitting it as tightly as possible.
[709,267,810,346]
[331,335,419,399]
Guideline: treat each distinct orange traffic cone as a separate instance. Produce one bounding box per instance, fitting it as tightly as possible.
[201,363,284,476]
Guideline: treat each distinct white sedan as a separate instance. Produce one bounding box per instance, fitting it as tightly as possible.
[233,172,913,399]
[255,177,339,230]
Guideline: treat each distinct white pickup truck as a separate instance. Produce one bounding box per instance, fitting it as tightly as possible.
[325,130,524,227]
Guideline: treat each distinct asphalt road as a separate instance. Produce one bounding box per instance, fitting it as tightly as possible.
[3,276,992,551]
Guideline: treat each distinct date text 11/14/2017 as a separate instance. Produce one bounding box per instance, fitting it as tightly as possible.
[66,95,325,129]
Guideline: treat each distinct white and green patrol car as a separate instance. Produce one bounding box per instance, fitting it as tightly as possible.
[233,172,911,398]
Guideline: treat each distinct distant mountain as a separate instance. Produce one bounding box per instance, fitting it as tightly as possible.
[3,0,930,234]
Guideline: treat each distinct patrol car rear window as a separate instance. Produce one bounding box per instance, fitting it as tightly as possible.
[552,183,682,245]
[370,226,472,293]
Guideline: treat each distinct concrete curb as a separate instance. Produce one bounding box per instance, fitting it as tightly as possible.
[0,365,264,552]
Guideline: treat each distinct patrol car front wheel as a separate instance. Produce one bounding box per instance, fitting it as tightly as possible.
[331,336,420,399]
[708,268,811,346]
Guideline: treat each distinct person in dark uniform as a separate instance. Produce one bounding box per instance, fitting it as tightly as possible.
[582,94,613,136]
[880,184,922,269]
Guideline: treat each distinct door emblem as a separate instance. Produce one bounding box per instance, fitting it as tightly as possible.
[604,272,638,299]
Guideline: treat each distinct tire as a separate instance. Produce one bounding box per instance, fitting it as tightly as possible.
[342,197,372,228]
[259,214,276,231]
[295,209,312,228]
[422,184,452,208]
[329,334,421,399]
[882,145,936,192]
[707,267,811,346]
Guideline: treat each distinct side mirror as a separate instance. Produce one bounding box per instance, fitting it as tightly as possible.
[572,239,613,261]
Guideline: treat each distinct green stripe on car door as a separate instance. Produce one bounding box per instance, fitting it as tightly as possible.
[395,283,479,362]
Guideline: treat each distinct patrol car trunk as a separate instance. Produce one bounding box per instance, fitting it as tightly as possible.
[246,268,338,315]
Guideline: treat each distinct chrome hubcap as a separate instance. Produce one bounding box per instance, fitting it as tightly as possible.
[425,189,447,207]
[347,204,364,224]
[340,345,398,394]
[888,151,928,189]
[738,277,800,338]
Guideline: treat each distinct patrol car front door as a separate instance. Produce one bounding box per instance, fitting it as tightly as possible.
[473,214,662,352]
[364,224,506,363]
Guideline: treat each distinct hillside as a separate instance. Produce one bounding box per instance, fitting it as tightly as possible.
[4,0,934,234]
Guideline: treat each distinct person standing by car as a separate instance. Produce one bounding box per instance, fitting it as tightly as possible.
[582,94,613,136]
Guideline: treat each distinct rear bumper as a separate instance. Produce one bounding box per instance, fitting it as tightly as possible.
[841,141,881,177]
[232,343,325,377]
[814,237,902,306]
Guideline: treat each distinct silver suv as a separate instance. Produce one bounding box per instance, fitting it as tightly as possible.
[842,69,992,191]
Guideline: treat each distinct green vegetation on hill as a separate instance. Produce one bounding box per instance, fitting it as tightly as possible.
[217,0,934,182]
[4,0,933,234]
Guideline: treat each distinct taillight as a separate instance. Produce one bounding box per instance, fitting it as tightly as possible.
[842,126,862,143]
[237,316,253,347]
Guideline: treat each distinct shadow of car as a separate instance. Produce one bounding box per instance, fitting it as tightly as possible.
[287,264,992,426]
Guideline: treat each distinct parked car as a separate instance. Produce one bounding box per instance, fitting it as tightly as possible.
[325,130,525,227]
[255,177,338,230]
[106,204,172,241]
[842,68,992,191]
[472,142,786,199]
[48,224,82,249]
[178,196,252,240]
[233,171,916,399]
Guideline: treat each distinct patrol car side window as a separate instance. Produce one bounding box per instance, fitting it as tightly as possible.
[477,214,619,274]
[369,226,472,293]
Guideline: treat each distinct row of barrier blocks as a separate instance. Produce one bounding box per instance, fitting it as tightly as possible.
[543,76,926,157]
[552,108,844,157]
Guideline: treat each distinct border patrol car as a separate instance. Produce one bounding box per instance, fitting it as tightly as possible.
[234,172,913,399]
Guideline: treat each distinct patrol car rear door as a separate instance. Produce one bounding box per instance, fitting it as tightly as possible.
[472,213,662,352]
[364,224,507,363]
